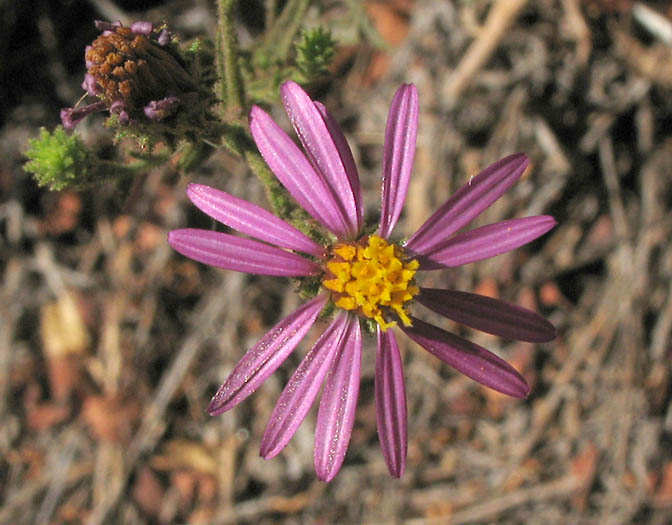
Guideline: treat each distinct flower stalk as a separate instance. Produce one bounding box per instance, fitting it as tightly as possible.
[216,0,245,113]
[256,0,311,66]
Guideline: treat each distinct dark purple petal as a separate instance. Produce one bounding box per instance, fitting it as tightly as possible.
[379,84,419,239]
[208,295,328,415]
[168,228,320,276]
[416,288,556,343]
[375,328,407,478]
[314,314,362,482]
[60,101,106,129]
[144,96,180,120]
[314,101,364,234]
[130,21,153,35]
[281,82,359,239]
[405,154,529,254]
[416,215,557,269]
[260,312,350,459]
[401,318,529,398]
[81,74,101,96]
[186,184,324,257]
[249,105,350,237]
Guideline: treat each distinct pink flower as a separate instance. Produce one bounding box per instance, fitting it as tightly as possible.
[168,82,556,481]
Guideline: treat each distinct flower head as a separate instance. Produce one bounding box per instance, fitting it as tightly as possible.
[168,82,556,481]
[61,20,197,129]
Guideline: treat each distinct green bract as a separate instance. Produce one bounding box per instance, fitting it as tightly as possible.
[24,127,94,191]
[295,27,337,80]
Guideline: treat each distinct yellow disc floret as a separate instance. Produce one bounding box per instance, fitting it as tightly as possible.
[322,235,420,330]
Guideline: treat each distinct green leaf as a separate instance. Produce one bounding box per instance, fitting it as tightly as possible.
[295,27,337,81]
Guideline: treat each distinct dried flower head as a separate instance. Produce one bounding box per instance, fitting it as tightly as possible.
[61,21,199,129]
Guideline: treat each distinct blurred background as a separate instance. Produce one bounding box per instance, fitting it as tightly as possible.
[2,0,672,523]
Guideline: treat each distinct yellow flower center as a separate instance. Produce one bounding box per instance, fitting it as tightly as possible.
[322,235,420,331]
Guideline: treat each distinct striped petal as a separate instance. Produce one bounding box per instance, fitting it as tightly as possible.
[379,84,419,239]
[168,229,320,276]
[208,295,328,416]
[416,288,556,343]
[416,216,557,269]
[249,105,350,238]
[314,314,362,482]
[405,153,529,254]
[401,318,529,398]
[186,183,324,257]
[281,81,360,238]
[376,328,407,478]
[314,101,364,233]
[260,312,350,459]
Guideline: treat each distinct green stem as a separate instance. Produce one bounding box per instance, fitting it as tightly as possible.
[244,149,291,218]
[92,162,138,184]
[125,150,172,172]
[277,0,311,60]
[265,0,278,30]
[259,0,311,63]
[219,123,289,216]
[65,159,151,190]
[216,0,245,112]
[218,122,318,234]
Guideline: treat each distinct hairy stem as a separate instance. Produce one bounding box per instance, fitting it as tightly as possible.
[259,0,311,63]
[216,0,245,112]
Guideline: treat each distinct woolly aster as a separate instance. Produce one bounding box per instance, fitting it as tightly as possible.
[168,82,556,481]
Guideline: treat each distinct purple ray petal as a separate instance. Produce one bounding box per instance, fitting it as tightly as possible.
[60,101,106,129]
[314,314,362,482]
[208,295,328,415]
[260,312,350,459]
[401,318,529,398]
[168,229,320,276]
[281,82,359,238]
[416,215,557,269]
[186,184,324,257]
[405,153,529,254]
[375,328,407,478]
[416,288,556,343]
[379,84,419,239]
[249,105,350,238]
[314,101,364,233]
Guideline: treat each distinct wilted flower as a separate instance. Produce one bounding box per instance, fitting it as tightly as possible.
[61,20,197,129]
[168,82,556,481]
